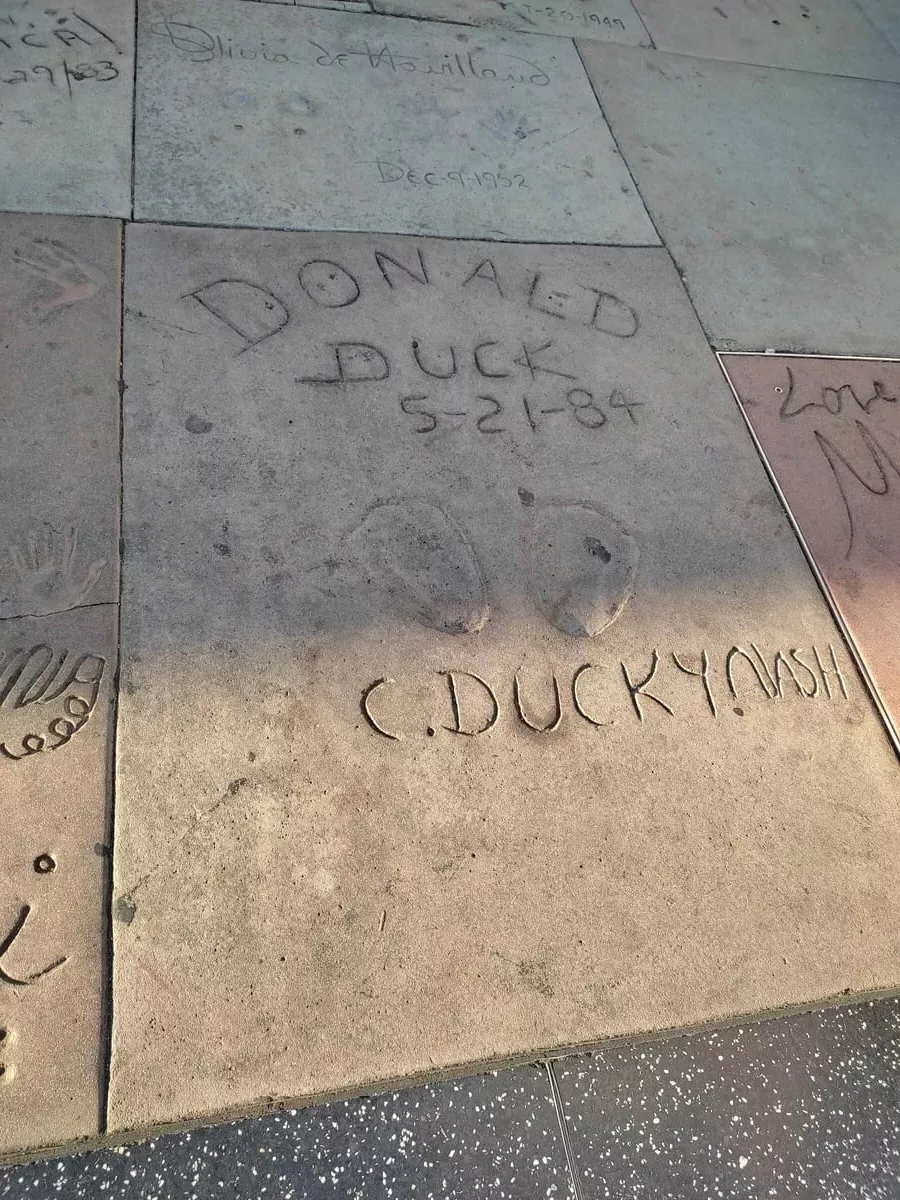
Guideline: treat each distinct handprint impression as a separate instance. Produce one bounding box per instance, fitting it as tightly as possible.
[13,238,104,315]
[4,526,106,619]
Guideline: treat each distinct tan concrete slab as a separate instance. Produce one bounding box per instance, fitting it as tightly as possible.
[632,0,900,82]
[111,223,900,1135]
[0,214,120,613]
[721,354,900,746]
[133,0,657,242]
[0,214,120,1158]
[576,44,900,356]
[0,0,133,216]
[0,605,117,1158]
[371,0,651,47]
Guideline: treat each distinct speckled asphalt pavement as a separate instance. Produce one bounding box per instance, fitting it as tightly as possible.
[3,996,900,1198]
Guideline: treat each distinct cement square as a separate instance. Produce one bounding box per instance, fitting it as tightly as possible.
[0,214,121,614]
[0,0,133,217]
[631,0,900,82]
[577,44,900,356]
[370,0,651,47]
[133,0,657,242]
[721,354,900,747]
[111,222,900,1135]
[0,214,120,1159]
[0,604,117,1160]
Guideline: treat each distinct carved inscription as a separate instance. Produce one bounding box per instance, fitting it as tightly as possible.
[361,643,852,740]
[370,161,531,190]
[508,3,627,30]
[0,8,123,96]
[150,20,552,86]
[0,645,105,761]
[774,363,900,559]
[181,246,644,450]
[0,854,70,1090]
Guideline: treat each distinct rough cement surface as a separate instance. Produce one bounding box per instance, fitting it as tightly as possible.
[0,213,120,1157]
[857,0,900,52]
[722,354,900,744]
[0,605,117,1157]
[632,0,900,81]
[0,0,133,217]
[371,0,651,46]
[0,214,121,613]
[577,44,900,355]
[133,0,657,242]
[110,223,900,1134]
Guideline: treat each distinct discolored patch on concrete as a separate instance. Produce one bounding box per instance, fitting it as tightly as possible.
[110,222,900,1137]
[133,0,657,242]
[0,0,133,216]
[631,0,900,82]
[576,44,900,356]
[721,353,900,746]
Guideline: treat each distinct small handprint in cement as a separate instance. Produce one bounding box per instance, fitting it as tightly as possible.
[4,526,106,619]
[13,238,104,315]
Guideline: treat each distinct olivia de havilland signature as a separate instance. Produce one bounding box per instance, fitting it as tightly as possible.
[149,19,552,86]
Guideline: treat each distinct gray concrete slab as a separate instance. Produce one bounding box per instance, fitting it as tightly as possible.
[0,0,133,216]
[110,222,900,1137]
[0,213,120,1159]
[133,0,657,242]
[370,0,651,47]
[0,214,120,613]
[857,0,900,53]
[576,43,900,355]
[632,0,900,82]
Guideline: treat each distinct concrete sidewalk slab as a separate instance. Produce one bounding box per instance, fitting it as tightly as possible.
[721,354,900,746]
[0,0,133,217]
[133,0,657,242]
[0,605,117,1159]
[0,214,121,611]
[632,0,900,82]
[0,213,121,1159]
[370,0,651,47]
[109,222,900,1136]
[577,44,900,355]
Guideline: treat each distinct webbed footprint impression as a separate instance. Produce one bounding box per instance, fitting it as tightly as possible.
[348,499,489,636]
[526,502,638,638]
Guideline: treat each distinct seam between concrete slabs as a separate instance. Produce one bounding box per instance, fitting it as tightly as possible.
[547,1060,586,1200]
[98,218,127,1138]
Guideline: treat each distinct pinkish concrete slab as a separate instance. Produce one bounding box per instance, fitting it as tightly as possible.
[721,354,900,745]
